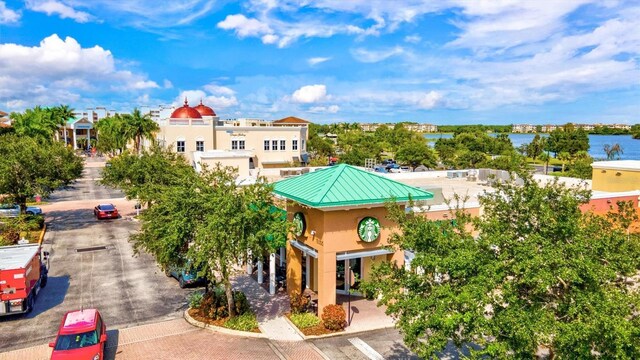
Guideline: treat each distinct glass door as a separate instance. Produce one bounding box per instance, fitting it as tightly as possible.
[336,258,362,295]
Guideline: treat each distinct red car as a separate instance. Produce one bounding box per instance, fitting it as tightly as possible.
[49,308,107,360]
[94,204,118,220]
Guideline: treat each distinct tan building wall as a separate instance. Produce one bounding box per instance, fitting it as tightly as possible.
[197,156,250,175]
[158,121,307,169]
[215,126,307,168]
[285,202,482,315]
[286,204,402,315]
[592,162,640,192]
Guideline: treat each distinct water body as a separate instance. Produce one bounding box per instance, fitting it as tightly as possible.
[424,133,640,160]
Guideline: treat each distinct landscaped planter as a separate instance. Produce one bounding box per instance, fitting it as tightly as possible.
[184,307,264,338]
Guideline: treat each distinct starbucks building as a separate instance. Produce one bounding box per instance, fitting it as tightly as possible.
[273,164,434,315]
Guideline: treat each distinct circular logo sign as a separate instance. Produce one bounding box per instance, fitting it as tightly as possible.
[293,212,306,237]
[358,217,380,242]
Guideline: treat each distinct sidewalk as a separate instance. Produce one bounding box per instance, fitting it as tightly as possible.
[231,274,302,341]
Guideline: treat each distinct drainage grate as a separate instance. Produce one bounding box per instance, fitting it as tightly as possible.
[76,245,108,253]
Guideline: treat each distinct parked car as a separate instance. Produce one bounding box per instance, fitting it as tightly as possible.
[49,308,107,360]
[165,262,206,288]
[94,204,119,220]
[0,204,42,217]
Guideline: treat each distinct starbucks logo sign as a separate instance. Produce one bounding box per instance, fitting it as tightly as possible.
[293,212,306,237]
[358,217,380,242]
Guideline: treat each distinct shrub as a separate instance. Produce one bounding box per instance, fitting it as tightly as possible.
[289,290,309,314]
[189,292,203,308]
[24,215,45,231]
[224,312,258,332]
[198,287,252,320]
[234,291,251,315]
[321,304,346,331]
[290,312,320,329]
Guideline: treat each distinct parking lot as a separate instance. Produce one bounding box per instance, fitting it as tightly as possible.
[0,163,195,352]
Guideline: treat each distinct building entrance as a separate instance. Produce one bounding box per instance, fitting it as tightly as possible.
[336,258,361,294]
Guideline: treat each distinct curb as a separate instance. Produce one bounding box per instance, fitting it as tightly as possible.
[38,223,47,245]
[183,308,265,338]
[282,314,396,340]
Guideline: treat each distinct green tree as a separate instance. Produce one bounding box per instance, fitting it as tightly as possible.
[362,176,640,359]
[123,108,159,154]
[557,151,571,173]
[525,134,545,160]
[545,124,589,157]
[11,106,66,142]
[0,134,83,211]
[100,145,194,206]
[95,114,129,155]
[131,165,289,318]
[395,138,438,170]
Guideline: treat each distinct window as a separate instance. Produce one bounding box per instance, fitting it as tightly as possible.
[292,139,298,151]
[301,139,306,150]
[196,140,204,152]
[264,139,270,151]
[272,140,278,150]
[239,140,245,150]
[176,141,185,153]
[280,140,286,151]
[232,140,239,150]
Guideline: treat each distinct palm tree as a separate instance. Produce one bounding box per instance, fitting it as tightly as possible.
[603,143,623,160]
[11,106,62,141]
[53,105,75,144]
[557,151,571,173]
[123,109,159,154]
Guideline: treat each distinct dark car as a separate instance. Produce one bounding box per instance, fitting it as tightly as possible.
[94,204,119,220]
[165,263,206,288]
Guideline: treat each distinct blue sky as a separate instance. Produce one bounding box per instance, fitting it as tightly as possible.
[0,0,638,124]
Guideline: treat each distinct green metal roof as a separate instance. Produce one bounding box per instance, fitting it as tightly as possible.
[273,164,433,208]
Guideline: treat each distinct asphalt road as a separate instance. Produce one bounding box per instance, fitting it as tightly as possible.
[0,161,195,352]
[312,328,420,360]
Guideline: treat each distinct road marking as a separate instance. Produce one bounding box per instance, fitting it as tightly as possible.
[348,337,385,360]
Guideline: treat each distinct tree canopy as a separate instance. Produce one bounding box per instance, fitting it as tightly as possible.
[0,133,83,211]
[545,124,590,157]
[11,105,73,142]
[362,176,640,359]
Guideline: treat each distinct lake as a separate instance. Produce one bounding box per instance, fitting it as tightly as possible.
[424,133,640,160]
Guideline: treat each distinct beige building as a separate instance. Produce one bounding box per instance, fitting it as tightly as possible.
[156,99,309,176]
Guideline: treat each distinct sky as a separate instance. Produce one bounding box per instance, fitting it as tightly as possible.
[0,0,639,125]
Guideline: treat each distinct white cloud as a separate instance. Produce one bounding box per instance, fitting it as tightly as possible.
[308,57,331,66]
[27,0,93,23]
[351,46,404,63]
[291,84,327,103]
[404,35,421,43]
[0,1,20,23]
[0,34,159,110]
[309,105,339,113]
[163,79,173,89]
[174,88,239,111]
[203,84,236,96]
[416,91,442,109]
[217,14,272,37]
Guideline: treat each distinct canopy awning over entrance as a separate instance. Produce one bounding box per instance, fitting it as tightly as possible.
[289,240,318,258]
[336,248,395,261]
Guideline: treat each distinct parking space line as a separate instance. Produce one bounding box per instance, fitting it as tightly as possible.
[348,337,385,360]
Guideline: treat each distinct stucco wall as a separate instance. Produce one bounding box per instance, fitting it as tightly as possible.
[592,168,640,192]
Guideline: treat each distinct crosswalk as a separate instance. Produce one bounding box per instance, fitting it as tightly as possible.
[348,337,385,360]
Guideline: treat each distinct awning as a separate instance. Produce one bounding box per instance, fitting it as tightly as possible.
[336,248,395,261]
[289,240,318,258]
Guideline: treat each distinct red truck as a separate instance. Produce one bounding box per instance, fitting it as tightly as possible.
[0,243,49,316]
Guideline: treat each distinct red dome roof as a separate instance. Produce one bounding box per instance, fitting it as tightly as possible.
[194,100,216,116]
[170,99,202,119]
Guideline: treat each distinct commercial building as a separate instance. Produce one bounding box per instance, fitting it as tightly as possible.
[156,99,309,178]
[271,164,485,315]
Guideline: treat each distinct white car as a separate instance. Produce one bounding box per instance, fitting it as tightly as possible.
[0,204,43,217]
